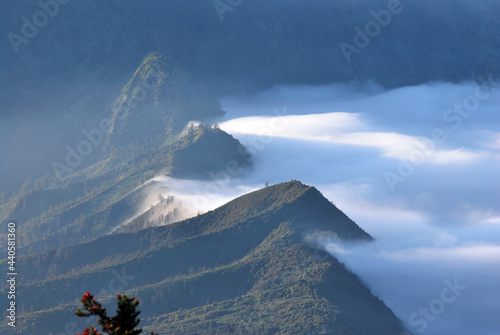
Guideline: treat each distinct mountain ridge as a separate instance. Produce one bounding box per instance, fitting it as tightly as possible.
[105,52,225,151]
[0,125,251,255]
[0,181,406,334]
[2,0,499,189]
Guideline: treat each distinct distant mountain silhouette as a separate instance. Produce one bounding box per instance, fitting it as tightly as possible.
[105,52,224,151]
[2,0,499,188]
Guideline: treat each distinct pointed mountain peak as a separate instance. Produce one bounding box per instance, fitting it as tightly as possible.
[219,180,312,213]
[105,52,224,151]
[194,180,372,242]
[170,124,252,179]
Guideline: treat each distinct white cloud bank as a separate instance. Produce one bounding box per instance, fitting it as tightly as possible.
[221,81,500,335]
[220,111,490,166]
[143,81,499,335]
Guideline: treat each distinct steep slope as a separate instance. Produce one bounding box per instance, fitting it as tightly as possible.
[0,181,407,334]
[105,52,224,151]
[170,124,251,179]
[0,125,250,255]
[0,50,224,190]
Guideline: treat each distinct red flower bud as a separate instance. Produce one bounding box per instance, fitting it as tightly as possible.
[82,292,92,301]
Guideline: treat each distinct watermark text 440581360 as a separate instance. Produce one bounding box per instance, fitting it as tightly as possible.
[5,222,17,328]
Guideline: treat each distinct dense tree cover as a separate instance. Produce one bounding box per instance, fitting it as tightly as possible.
[1,182,407,334]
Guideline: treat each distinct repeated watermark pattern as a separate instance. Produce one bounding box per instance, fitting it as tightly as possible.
[385,74,499,192]
[7,0,73,54]
[340,0,409,64]
[50,69,164,183]
[48,266,135,335]
[213,0,243,21]
[237,248,333,334]
[191,106,289,210]
[408,277,467,333]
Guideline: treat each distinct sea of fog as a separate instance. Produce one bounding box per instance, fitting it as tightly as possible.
[153,80,500,335]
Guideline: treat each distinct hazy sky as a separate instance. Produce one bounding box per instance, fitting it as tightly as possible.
[157,81,499,335]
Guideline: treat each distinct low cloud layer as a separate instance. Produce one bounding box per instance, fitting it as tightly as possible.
[219,80,500,223]
[139,81,498,334]
[149,81,498,335]
[316,232,500,335]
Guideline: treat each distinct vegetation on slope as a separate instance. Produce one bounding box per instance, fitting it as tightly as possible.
[0,125,250,255]
[0,181,406,334]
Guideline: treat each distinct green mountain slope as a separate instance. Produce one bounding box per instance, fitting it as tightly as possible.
[0,125,250,255]
[106,52,224,151]
[0,181,407,334]
[0,50,226,190]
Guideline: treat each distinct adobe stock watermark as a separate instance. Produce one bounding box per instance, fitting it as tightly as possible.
[7,0,73,54]
[48,266,135,335]
[213,0,242,21]
[385,74,499,192]
[408,277,467,334]
[237,246,333,334]
[51,69,164,183]
[339,0,409,64]
[158,106,289,213]
[192,106,289,210]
